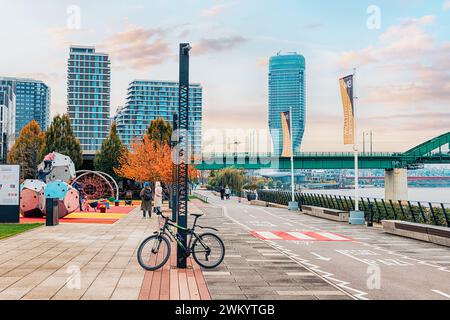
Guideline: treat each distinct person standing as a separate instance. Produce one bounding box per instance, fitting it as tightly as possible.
[140,182,153,218]
[154,181,163,215]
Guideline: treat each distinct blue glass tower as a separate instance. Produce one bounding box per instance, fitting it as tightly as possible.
[0,78,50,137]
[0,84,16,163]
[67,46,111,154]
[268,52,306,155]
[115,80,202,155]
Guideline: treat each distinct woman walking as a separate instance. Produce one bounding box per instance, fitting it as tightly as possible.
[154,181,163,215]
[140,182,153,218]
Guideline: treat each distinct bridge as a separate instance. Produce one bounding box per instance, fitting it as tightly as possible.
[194,132,450,202]
[195,132,450,171]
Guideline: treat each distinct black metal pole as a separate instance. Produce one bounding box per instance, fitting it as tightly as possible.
[177,43,191,269]
[172,113,179,222]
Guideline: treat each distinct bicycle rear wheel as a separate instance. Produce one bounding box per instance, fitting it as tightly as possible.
[192,233,225,269]
[137,235,171,271]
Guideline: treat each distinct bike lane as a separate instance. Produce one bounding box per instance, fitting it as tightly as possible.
[201,191,450,300]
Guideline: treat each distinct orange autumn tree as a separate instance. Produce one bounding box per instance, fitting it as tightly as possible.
[115,135,199,185]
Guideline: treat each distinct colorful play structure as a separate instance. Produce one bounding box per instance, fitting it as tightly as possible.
[20,152,120,218]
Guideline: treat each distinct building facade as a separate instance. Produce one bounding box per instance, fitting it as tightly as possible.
[0,77,50,137]
[268,52,306,155]
[0,84,16,163]
[67,46,111,154]
[115,80,203,155]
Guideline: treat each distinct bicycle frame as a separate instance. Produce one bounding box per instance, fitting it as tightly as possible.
[156,215,218,256]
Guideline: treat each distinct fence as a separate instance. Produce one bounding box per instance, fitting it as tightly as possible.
[192,192,209,204]
[256,190,450,228]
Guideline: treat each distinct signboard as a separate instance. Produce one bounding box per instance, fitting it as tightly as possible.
[0,165,20,223]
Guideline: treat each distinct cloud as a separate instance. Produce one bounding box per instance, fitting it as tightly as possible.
[193,36,248,55]
[100,27,172,70]
[202,2,239,17]
[303,23,323,30]
[339,15,450,106]
[444,0,450,10]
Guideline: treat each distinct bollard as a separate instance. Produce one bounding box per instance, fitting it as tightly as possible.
[46,198,59,227]
[367,204,374,227]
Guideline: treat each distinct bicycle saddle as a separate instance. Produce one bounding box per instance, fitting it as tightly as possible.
[190,213,204,217]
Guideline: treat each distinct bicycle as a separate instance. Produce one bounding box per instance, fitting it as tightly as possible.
[137,211,225,271]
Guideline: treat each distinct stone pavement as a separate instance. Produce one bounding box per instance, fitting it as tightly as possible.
[191,199,352,300]
[0,206,208,300]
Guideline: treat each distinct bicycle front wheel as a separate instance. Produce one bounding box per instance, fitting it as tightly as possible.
[192,233,225,269]
[137,235,171,271]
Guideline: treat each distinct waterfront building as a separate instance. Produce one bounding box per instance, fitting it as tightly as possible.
[268,52,306,155]
[0,77,50,136]
[0,84,16,163]
[115,80,203,155]
[67,45,111,155]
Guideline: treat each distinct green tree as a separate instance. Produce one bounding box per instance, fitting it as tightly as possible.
[94,122,126,180]
[210,168,245,196]
[40,114,83,169]
[7,120,45,180]
[146,118,173,146]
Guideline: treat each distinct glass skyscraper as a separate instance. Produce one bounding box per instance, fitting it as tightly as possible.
[0,84,16,163]
[0,77,50,137]
[67,46,111,154]
[115,80,203,155]
[268,52,306,155]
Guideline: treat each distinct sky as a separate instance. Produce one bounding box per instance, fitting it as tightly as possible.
[0,0,449,153]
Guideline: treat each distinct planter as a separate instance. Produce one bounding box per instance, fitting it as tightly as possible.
[247,193,257,201]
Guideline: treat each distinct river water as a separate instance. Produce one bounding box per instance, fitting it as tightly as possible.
[305,188,450,204]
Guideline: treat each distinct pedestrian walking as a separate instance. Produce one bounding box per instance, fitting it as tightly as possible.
[140,182,153,218]
[154,181,163,215]
[220,186,226,200]
[225,186,231,200]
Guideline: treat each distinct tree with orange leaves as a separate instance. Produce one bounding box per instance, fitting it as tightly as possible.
[115,133,199,184]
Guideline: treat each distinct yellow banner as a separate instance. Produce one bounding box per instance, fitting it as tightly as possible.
[281,111,292,158]
[339,75,354,145]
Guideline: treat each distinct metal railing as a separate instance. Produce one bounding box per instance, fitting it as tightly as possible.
[257,190,450,228]
[192,192,208,204]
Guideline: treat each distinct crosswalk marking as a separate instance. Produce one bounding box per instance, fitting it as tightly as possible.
[315,232,351,241]
[254,231,283,240]
[286,232,316,241]
[251,231,353,242]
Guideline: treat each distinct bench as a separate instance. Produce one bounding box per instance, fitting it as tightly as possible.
[382,220,450,247]
[302,205,349,222]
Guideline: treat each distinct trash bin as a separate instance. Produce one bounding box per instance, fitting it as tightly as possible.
[46,198,59,227]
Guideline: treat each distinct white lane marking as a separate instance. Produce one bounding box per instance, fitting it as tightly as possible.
[277,290,346,296]
[432,290,450,299]
[262,253,286,257]
[254,232,283,240]
[286,272,315,276]
[203,272,231,276]
[287,232,316,241]
[246,259,293,263]
[311,252,332,262]
[317,232,350,241]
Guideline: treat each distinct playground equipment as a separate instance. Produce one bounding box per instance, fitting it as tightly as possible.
[20,152,80,218]
[45,181,80,218]
[20,180,46,217]
[39,152,76,183]
[72,170,119,201]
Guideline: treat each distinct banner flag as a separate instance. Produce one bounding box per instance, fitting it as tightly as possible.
[281,111,292,158]
[339,75,355,145]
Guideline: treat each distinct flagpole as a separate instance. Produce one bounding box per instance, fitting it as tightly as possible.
[353,68,359,212]
[290,106,295,203]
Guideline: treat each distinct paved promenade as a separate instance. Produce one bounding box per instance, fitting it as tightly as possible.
[0,206,208,300]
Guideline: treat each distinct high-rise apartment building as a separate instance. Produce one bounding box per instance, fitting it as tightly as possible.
[67,46,111,154]
[268,52,306,155]
[0,84,16,163]
[0,77,50,136]
[115,80,203,155]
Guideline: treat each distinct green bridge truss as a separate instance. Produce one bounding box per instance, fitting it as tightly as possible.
[195,132,450,170]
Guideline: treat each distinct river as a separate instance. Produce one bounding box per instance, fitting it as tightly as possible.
[305,188,450,204]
